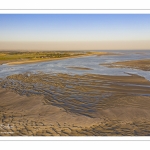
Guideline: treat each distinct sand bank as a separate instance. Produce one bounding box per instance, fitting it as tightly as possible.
[1,73,150,135]
[102,59,150,71]
[67,66,93,70]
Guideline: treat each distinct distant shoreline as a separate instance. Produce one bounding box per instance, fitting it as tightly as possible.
[0,51,113,65]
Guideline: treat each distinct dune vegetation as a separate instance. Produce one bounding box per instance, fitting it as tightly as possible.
[0,51,111,65]
[0,51,87,65]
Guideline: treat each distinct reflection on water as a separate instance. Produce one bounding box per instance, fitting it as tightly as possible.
[0,50,150,80]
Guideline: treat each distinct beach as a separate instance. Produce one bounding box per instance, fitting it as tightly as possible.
[1,71,150,136]
[1,50,150,136]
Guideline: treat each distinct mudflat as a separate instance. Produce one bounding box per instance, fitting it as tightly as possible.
[1,73,150,136]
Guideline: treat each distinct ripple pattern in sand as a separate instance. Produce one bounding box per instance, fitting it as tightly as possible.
[1,73,150,118]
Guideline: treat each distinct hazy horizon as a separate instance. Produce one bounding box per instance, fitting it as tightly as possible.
[0,41,150,51]
[0,14,150,51]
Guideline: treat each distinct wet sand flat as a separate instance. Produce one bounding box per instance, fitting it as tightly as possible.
[103,59,150,71]
[1,73,150,136]
[67,66,93,70]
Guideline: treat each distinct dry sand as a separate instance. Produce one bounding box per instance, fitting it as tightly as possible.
[1,73,150,136]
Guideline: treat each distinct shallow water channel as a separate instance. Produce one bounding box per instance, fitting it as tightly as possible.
[0,50,150,80]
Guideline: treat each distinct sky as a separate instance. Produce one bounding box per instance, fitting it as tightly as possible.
[0,14,150,50]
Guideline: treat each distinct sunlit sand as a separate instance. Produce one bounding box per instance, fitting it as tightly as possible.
[1,50,150,136]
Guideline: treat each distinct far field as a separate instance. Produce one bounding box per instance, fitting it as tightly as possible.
[0,51,85,65]
[0,51,109,65]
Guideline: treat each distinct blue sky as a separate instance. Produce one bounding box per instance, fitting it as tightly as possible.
[0,14,150,42]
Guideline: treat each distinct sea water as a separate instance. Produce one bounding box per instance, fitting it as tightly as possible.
[0,50,150,81]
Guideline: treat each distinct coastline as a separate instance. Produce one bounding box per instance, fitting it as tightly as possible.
[0,51,111,65]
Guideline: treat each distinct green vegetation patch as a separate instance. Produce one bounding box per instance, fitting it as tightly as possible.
[0,51,85,62]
